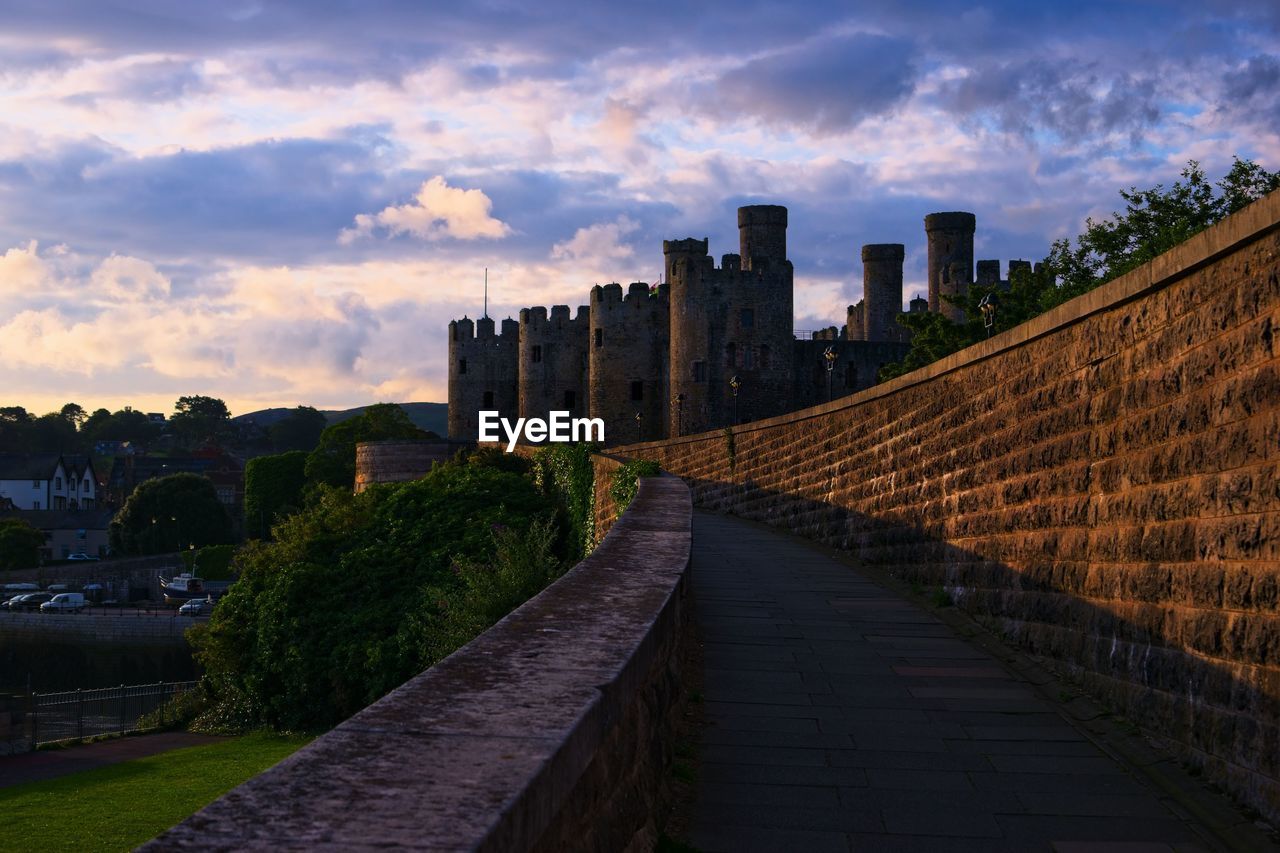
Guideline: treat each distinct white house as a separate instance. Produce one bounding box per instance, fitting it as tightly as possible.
[0,454,98,510]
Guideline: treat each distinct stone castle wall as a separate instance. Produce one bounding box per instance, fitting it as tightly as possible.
[447,316,518,441]
[615,190,1280,821]
[520,305,590,423]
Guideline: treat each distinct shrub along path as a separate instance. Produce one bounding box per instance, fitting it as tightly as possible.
[685,511,1270,851]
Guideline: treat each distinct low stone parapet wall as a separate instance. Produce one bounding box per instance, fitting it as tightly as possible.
[147,475,692,851]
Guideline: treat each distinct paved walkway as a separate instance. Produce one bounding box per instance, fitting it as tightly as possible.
[0,732,221,789]
[686,511,1254,852]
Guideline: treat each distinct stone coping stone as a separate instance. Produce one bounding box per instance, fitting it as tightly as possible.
[144,475,691,852]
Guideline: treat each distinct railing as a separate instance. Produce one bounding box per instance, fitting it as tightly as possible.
[30,680,197,747]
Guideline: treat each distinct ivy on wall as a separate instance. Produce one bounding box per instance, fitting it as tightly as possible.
[610,459,661,516]
[531,443,598,557]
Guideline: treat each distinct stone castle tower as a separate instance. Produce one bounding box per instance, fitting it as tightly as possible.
[447,205,1026,445]
[447,315,518,440]
[665,205,795,435]
[518,304,590,424]
[589,282,669,444]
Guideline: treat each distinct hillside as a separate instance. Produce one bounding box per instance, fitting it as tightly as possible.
[234,403,448,437]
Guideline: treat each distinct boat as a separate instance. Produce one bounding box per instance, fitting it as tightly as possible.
[159,572,207,605]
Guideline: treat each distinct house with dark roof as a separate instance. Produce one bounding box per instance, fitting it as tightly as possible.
[0,454,98,511]
[2,507,116,560]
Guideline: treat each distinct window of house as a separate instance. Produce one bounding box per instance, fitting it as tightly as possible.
[55,496,66,509]
[631,381,644,401]
[741,308,754,328]
[532,345,543,363]
[32,479,40,488]
[692,361,706,382]
[32,501,40,510]
[55,477,62,489]
[564,390,576,409]
[594,328,603,348]
[483,391,495,408]
[459,358,468,374]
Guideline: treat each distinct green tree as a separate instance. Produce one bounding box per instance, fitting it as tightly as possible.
[881,157,1280,381]
[170,396,232,448]
[268,406,328,453]
[27,411,79,453]
[81,407,162,446]
[244,451,309,540]
[0,407,34,451]
[303,403,426,489]
[109,473,234,555]
[59,403,87,429]
[191,461,560,731]
[0,518,45,569]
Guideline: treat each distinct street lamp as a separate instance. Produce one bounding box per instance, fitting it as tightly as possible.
[634,411,643,443]
[674,393,685,436]
[729,375,741,424]
[823,346,838,402]
[979,292,999,337]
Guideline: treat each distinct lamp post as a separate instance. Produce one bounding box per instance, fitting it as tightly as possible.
[979,292,999,337]
[674,393,685,436]
[823,346,838,403]
[729,375,741,425]
[635,411,643,443]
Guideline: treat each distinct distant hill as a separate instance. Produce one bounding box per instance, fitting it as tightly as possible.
[234,403,448,437]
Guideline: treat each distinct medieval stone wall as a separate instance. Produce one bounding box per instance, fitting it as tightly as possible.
[616,190,1280,821]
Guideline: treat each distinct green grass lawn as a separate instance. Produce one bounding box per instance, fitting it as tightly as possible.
[0,732,310,852]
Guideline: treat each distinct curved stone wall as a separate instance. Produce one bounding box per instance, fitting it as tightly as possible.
[353,439,471,492]
[147,475,691,851]
[616,190,1280,820]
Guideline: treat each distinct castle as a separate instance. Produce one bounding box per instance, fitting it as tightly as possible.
[448,205,1028,444]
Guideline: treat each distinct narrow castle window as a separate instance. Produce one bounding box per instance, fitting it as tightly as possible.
[594,328,603,348]
[845,365,857,389]
[631,381,644,401]
[760,345,770,369]
[741,308,754,328]
[459,358,467,375]
[564,390,576,409]
[692,361,706,382]
[483,391,494,408]
[743,347,755,370]
[725,342,735,368]
[532,345,543,363]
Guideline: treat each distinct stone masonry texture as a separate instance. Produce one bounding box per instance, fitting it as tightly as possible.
[617,189,1280,823]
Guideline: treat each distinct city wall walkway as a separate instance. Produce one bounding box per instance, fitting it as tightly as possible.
[685,511,1271,852]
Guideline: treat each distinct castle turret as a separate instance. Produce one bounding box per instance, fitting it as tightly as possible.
[589,282,668,445]
[909,294,929,313]
[847,301,866,342]
[448,315,519,440]
[925,211,975,322]
[519,304,590,425]
[667,205,794,436]
[862,243,905,343]
[976,259,1000,287]
[738,205,787,271]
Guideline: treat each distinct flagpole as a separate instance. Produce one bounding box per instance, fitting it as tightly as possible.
[484,267,488,319]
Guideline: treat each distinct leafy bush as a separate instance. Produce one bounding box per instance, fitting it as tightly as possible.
[182,544,237,581]
[530,442,598,557]
[190,461,561,732]
[609,459,662,515]
[244,451,308,540]
[303,403,426,489]
[0,518,44,570]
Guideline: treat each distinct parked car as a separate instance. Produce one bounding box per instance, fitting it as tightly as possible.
[40,593,87,613]
[67,553,100,561]
[178,597,213,616]
[6,593,53,611]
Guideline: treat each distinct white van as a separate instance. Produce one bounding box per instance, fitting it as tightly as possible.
[40,593,86,613]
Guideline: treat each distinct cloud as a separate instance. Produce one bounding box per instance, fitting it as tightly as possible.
[339,176,512,243]
[551,215,639,261]
[89,254,171,301]
[710,32,917,133]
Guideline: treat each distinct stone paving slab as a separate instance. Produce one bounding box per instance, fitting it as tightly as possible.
[684,511,1265,852]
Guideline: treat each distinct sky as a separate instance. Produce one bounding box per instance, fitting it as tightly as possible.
[1,1,1277,417]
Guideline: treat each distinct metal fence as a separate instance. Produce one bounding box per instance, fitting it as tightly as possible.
[29,680,198,747]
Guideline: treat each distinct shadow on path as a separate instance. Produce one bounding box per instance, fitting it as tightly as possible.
[0,732,221,789]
